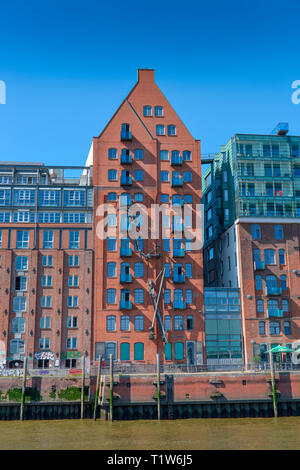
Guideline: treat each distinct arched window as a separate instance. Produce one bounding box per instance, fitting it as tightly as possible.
[106,316,116,331]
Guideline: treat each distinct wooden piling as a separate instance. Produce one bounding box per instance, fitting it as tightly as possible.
[269,348,278,418]
[110,354,113,422]
[20,356,27,421]
[81,355,85,419]
[157,353,161,420]
[93,355,102,421]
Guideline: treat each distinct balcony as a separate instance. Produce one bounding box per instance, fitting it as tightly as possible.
[120,300,132,310]
[173,248,185,257]
[172,176,183,187]
[265,287,282,296]
[121,154,132,164]
[268,309,283,318]
[120,131,132,141]
[120,247,132,257]
[171,155,183,166]
[174,300,186,309]
[254,261,265,270]
[173,274,185,283]
[120,176,132,186]
[120,273,132,283]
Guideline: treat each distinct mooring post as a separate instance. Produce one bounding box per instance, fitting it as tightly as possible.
[269,348,278,418]
[110,354,114,422]
[93,355,102,421]
[157,353,161,420]
[20,356,28,421]
[81,355,85,419]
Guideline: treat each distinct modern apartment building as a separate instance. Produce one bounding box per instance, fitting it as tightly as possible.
[90,69,204,365]
[202,124,300,364]
[0,162,93,369]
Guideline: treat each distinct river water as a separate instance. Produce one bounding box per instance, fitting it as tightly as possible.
[0,417,300,450]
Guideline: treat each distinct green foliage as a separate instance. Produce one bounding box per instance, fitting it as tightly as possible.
[5,387,42,402]
[6,388,22,401]
[58,387,87,401]
[49,390,56,399]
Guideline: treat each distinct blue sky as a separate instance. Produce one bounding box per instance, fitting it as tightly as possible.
[0,0,300,165]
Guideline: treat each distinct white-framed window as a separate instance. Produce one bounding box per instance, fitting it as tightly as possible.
[15,256,28,271]
[174,315,184,330]
[40,317,51,329]
[66,337,77,349]
[167,125,176,136]
[134,315,144,331]
[183,150,191,161]
[67,296,78,308]
[108,169,117,181]
[69,231,80,249]
[120,315,130,331]
[10,339,25,354]
[69,255,79,266]
[156,124,165,135]
[154,106,163,117]
[41,275,52,287]
[107,289,116,304]
[15,276,27,291]
[41,296,52,308]
[106,315,116,331]
[67,316,78,328]
[43,231,53,249]
[108,148,117,159]
[12,317,25,334]
[63,190,85,207]
[42,255,53,267]
[63,213,85,223]
[16,230,29,249]
[38,212,60,223]
[160,150,169,161]
[39,338,50,350]
[143,105,152,117]
[13,297,26,312]
[0,212,10,222]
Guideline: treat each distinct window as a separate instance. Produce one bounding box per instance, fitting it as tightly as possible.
[164,289,171,304]
[69,231,79,249]
[185,263,192,277]
[255,275,262,291]
[264,249,275,265]
[106,316,116,331]
[160,171,169,182]
[134,149,143,160]
[259,321,265,335]
[108,192,117,202]
[156,125,165,135]
[174,342,184,360]
[67,296,78,308]
[134,316,144,331]
[251,225,261,239]
[186,316,194,330]
[160,194,169,203]
[15,276,27,291]
[222,171,228,183]
[160,150,169,161]
[185,239,192,252]
[0,212,10,222]
[107,289,116,304]
[10,339,25,354]
[66,337,77,350]
[282,299,289,312]
[67,316,77,328]
[68,275,78,287]
[15,256,28,271]
[186,290,193,304]
[107,262,116,278]
[120,343,130,360]
[183,150,191,161]
[134,289,144,304]
[108,213,117,227]
[155,106,163,117]
[167,125,176,136]
[174,315,184,330]
[284,321,291,335]
[41,275,52,287]
[105,343,116,361]
[69,255,79,266]
[40,317,51,329]
[270,322,280,335]
[63,213,85,224]
[43,231,53,249]
[279,249,285,265]
[108,170,117,181]
[16,230,29,249]
[134,343,144,360]
[13,189,35,206]
[223,189,229,202]
[274,225,283,240]
[165,343,172,360]
[280,275,287,291]
[163,239,170,252]
[12,318,25,334]
[143,105,152,116]
[184,194,192,204]
[41,296,52,308]
[257,299,264,313]
[39,338,50,350]
[134,170,143,182]
[63,190,85,207]
[108,148,117,159]
[120,316,130,331]
[107,237,117,251]
[134,238,143,251]
[163,263,170,278]
[228,256,231,271]
[183,171,192,182]
[224,209,229,222]
[134,262,144,278]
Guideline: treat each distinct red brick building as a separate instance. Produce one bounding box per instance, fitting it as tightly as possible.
[91,69,204,365]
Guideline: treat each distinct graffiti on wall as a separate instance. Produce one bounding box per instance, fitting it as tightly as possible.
[61,351,82,360]
[34,351,55,361]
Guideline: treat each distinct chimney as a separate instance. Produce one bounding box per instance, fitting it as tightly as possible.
[138,69,155,83]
